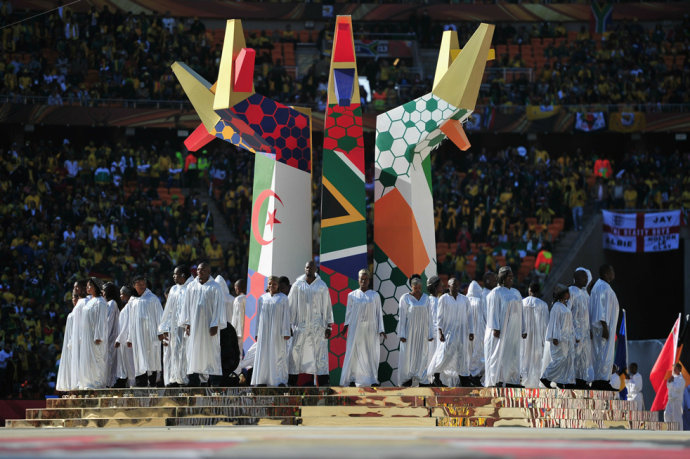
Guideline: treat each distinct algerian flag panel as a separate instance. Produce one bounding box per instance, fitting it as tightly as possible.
[249,153,312,281]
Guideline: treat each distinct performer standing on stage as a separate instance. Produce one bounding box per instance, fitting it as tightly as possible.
[340,269,385,387]
[128,274,164,387]
[181,262,226,386]
[252,276,291,386]
[159,265,192,387]
[288,261,333,386]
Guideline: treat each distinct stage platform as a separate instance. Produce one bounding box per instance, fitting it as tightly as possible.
[6,386,680,430]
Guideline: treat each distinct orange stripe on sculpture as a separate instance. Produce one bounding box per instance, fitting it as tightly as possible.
[374,188,430,278]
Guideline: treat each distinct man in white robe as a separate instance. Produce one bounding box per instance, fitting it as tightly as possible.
[426,276,442,369]
[485,266,525,387]
[232,279,247,359]
[340,269,385,387]
[626,362,645,411]
[589,264,620,389]
[520,282,549,388]
[665,363,685,427]
[541,284,575,388]
[426,278,473,386]
[79,278,108,389]
[127,274,164,387]
[466,281,486,387]
[181,262,226,386]
[114,286,136,387]
[215,274,240,385]
[288,261,334,386]
[158,266,192,386]
[569,268,594,387]
[252,276,291,386]
[397,277,433,387]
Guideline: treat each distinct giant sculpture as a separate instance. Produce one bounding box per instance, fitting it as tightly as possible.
[373,23,494,384]
[172,20,312,353]
[318,16,367,383]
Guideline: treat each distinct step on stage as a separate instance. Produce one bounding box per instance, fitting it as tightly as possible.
[7,386,679,430]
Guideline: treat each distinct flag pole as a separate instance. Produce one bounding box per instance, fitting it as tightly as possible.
[623,309,628,371]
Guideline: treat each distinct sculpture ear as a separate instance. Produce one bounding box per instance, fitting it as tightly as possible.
[440,119,471,151]
[233,48,256,93]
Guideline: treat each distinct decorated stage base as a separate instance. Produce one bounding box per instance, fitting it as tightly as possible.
[8,387,679,430]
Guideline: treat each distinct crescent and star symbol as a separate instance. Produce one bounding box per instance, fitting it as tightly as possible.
[251,189,283,246]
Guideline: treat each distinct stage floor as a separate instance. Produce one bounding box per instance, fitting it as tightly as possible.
[1,426,689,458]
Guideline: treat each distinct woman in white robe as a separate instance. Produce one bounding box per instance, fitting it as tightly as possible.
[484,267,525,387]
[115,286,136,387]
[396,277,433,386]
[589,265,620,385]
[541,285,575,387]
[340,269,385,387]
[78,278,108,389]
[520,282,549,388]
[466,281,486,385]
[103,283,121,387]
[426,278,472,386]
[159,267,192,386]
[251,276,291,386]
[181,264,226,379]
[56,294,79,392]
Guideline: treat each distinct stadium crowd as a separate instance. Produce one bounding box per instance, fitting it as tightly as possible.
[1,5,689,110]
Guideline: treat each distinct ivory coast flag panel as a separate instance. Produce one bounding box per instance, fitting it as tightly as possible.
[244,153,312,352]
[373,93,470,385]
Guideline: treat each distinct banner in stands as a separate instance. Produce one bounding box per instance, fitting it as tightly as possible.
[602,210,681,253]
[575,111,606,132]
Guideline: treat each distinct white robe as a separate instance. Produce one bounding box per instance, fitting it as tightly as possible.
[115,299,136,384]
[626,372,645,411]
[484,286,525,386]
[56,311,76,391]
[427,296,440,362]
[467,282,487,378]
[232,294,246,356]
[68,299,86,388]
[159,277,192,385]
[589,279,620,381]
[340,289,384,387]
[568,285,594,382]
[215,275,235,325]
[288,274,333,375]
[238,342,256,371]
[251,292,291,386]
[181,277,226,376]
[78,296,108,389]
[105,299,120,387]
[127,289,164,376]
[520,296,549,388]
[665,374,684,425]
[396,293,433,386]
[541,301,575,385]
[426,292,471,384]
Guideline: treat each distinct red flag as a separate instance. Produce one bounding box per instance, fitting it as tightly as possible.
[649,315,681,411]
